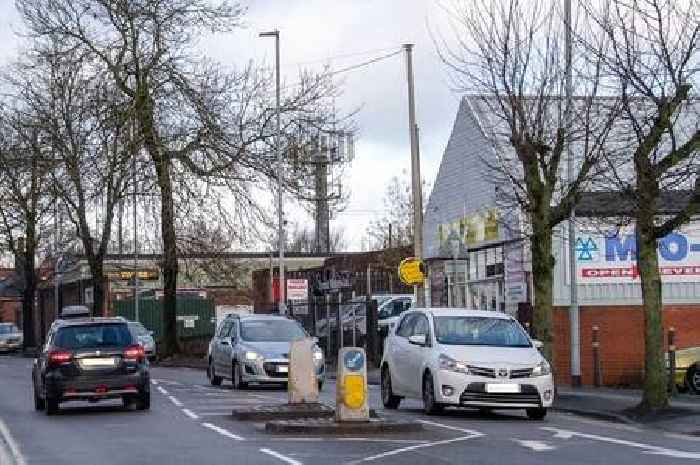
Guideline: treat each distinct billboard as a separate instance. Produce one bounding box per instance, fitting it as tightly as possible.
[576,222,700,283]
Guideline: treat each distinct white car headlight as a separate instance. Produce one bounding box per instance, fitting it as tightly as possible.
[313,349,324,362]
[245,351,260,361]
[532,360,551,377]
[438,354,469,374]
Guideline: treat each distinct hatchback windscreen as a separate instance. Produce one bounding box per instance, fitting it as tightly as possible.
[240,320,306,342]
[434,317,531,347]
[0,324,19,334]
[54,324,133,349]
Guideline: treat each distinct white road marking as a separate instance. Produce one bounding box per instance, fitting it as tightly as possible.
[182,409,199,420]
[514,439,556,451]
[542,427,700,459]
[198,413,232,417]
[260,448,302,465]
[201,423,244,441]
[151,379,159,386]
[0,417,26,465]
[168,396,183,407]
[417,419,482,435]
[157,386,168,395]
[354,421,484,464]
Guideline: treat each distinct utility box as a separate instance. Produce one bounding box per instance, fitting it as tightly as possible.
[288,338,319,404]
[335,347,369,422]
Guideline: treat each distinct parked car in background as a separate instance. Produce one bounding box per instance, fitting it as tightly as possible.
[32,316,150,415]
[208,314,325,390]
[673,347,700,394]
[377,295,414,332]
[381,308,554,420]
[0,323,23,352]
[128,321,157,361]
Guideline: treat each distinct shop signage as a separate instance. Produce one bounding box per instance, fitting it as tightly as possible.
[286,279,308,301]
[576,223,700,283]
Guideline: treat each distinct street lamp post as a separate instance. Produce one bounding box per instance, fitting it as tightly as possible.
[260,30,286,315]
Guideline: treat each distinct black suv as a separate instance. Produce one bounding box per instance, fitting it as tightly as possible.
[32,317,150,415]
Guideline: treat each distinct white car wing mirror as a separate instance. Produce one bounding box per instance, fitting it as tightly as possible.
[532,339,544,349]
[408,334,427,346]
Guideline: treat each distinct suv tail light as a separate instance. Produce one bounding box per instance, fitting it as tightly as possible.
[48,350,73,367]
[123,344,145,362]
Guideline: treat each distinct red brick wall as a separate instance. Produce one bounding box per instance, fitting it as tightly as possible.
[0,300,21,325]
[553,305,700,386]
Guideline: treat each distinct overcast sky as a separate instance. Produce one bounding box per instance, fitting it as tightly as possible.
[0,1,461,251]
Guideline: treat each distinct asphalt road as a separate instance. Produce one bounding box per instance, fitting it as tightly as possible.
[2,355,700,465]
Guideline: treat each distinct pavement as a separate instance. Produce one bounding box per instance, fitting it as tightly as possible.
[3,354,700,465]
[556,386,700,435]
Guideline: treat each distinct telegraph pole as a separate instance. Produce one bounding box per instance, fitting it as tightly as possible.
[403,44,425,307]
[260,30,285,314]
[565,0,581,387]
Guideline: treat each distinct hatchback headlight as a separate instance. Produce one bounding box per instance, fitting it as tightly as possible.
[439,354,470,374]
[245,351,260,361]
[532,360,551,377]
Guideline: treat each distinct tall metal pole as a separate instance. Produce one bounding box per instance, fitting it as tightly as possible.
[403,44,425,308]
[133,144,140,324]
[565,0,581,387]
[261,30,285,314]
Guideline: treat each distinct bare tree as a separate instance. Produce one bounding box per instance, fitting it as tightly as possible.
[579,0,699,410]
[16,49,134,317]
[286,223,346,253]
[0,102,54,349]
[366,172,430,250]
[435,0,618,360]
[17,0,342,356]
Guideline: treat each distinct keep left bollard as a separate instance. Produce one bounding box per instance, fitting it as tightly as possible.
[335,347,369,422]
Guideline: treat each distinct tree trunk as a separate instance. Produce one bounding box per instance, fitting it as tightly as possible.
[138,90,179,357]
[92,261,106,317]
[530,221,555,365]
[636,211,668,410]
[21,245,37,350]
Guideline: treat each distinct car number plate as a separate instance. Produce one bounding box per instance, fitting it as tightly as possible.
[277,366,289,373]
[80,357,116,367]
[486,383,520,393]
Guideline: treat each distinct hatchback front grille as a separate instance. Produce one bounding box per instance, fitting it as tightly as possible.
[467,365,496,378]
[263,362,289,378]
[510,368,533,379]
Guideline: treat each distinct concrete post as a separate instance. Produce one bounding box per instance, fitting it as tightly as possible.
[288,338,319,404]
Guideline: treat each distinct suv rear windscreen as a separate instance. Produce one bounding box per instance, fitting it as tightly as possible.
[54,324,133,350]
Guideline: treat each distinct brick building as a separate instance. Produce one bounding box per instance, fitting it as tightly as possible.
[423,96,700,387]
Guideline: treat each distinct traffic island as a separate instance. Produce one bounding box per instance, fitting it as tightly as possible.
[262,348,421,436]
[264,417,424,435]
[232,403,334,421]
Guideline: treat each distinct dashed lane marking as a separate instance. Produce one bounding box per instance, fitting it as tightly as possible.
[260,448,303,465]
[157,386,168,395]
[201,422,244,441]
[542,427,700,459]
[514,439,556,451]
[168,396,183,407]
[182,409,199,420]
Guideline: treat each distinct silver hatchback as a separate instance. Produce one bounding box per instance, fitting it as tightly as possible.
[207,315,325,389]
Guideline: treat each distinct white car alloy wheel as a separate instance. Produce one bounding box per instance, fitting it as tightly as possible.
[689,367,700,394]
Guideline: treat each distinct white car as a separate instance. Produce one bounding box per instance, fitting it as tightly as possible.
[381,308,554,420]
